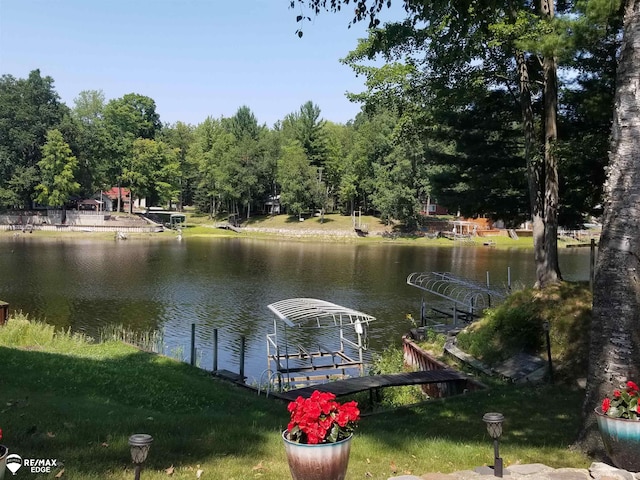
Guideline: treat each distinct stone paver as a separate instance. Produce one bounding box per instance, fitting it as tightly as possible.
[548,468,591,480]
[508,464,555,475]
[388,463,639,480]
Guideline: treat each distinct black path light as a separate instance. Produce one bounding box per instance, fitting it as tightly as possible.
[129,434,153,480]
[482,412,504,477]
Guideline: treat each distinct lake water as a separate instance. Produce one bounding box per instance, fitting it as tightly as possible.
[0,236,591,383]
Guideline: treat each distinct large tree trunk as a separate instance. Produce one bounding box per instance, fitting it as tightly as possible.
[517,51,549,287]
[579,0,640,457]
[538,0,562,288]
[514,0,563,289]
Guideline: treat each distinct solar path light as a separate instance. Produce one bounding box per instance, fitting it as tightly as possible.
[482,412,504,477]
[129,434,153,480]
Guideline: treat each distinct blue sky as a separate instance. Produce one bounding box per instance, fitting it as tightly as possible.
[0,0,400,127]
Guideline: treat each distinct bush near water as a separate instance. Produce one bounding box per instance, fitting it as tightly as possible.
[371,282,592,407]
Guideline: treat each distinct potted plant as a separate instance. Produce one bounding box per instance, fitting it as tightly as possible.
[0,428,7,480]
[595,380,640,472]
[282,390,360,480]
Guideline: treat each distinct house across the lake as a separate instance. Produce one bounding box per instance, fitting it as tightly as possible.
[100,187,146,212]
[420,201,448,216]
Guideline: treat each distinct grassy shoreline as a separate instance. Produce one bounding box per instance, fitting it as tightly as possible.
[0,213,544,248]
[0,316,592,479]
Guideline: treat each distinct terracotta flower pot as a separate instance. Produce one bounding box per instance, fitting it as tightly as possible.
[595,407,640,472]
[282,430,352,480]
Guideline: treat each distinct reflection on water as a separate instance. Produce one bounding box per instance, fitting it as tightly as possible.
[0,236,591,382]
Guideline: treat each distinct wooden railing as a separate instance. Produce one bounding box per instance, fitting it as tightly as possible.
[402,335,485,398]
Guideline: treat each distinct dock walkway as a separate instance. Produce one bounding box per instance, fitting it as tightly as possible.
[217,222,241,233]
[272,369,469,401]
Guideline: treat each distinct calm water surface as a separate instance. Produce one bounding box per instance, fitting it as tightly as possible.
[0,236,591,382]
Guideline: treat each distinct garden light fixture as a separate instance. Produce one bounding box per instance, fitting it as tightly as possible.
[482,412,504,477]
[129,434,153,480]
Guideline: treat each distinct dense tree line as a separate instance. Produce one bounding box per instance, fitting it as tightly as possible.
[0,8,616,232]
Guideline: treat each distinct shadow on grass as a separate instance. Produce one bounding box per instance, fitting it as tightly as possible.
[361,383,585,451]
[0,346,286,476]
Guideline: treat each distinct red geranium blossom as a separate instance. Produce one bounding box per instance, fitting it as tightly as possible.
[286,390,360,444]
[600,380,640,420]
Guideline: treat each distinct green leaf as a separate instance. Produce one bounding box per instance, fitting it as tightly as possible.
[607,406,622,417]
[327,424,339,443]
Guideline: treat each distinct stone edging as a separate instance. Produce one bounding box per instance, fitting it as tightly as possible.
[389,462,639,480]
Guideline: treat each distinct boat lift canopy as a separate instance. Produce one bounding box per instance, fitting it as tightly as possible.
[267,298,376,329]
[407,272,505,319]
[266,298,376,390]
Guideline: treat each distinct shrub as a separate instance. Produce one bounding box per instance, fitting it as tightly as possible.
[456,282,591,381]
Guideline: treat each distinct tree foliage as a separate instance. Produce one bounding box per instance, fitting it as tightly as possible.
[277,141,320,215]
[34,129,80,207]
[71,90,110,196]
[0,70,70,208]
[293,0,620,286]
[123,139,180,210]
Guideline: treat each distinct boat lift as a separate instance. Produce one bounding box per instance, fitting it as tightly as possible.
[265,298,376,390]
[407,272,506,327]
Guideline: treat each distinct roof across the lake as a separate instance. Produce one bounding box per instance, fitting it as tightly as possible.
[267,298,376,328]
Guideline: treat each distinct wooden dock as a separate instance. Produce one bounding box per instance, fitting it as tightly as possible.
[217,223,241,233]
[273,369,469,401]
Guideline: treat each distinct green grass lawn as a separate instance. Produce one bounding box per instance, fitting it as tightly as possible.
[179,212,538,248]
[0,317,592,479]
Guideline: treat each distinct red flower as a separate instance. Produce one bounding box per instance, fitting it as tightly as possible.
[286,390,360,444]
[601,380,640,420]
[0,428,2,441]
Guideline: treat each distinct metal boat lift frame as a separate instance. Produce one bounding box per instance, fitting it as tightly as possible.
[407,272,506,324]
[265,298,376,389]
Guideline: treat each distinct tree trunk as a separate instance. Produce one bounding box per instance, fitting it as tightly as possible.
[538,0,562,288]
[516,51,547,286]
[542,50,561,286]
[579,0,640,457]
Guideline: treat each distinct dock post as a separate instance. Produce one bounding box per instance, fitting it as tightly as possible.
[507,267,511,292]
[239,335,246,381]
[213,328,218,372]
[190,323,196,366]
